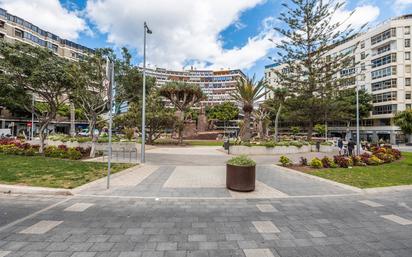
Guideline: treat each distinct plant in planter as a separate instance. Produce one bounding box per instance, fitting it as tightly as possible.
[279,155,292,166]
[226,155,256,192]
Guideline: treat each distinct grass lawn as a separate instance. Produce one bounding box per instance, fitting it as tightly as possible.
[0,154,135,189]
[306,152,412,188]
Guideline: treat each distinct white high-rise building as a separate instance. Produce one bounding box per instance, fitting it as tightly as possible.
[264,14,412,144]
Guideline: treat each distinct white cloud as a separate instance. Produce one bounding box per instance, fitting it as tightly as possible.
[332,3,380,31]
[86,0,275,70]
[0,0,87,40]
[394,0,412,13]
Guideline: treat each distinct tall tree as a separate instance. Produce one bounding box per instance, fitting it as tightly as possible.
[206,102,239,122]
[394,109,412,143]
[264,88,288,142]
[115,47,154,112]
[332,88,373,129]
[0,41,75,152]
[254,106,270,139]
[159,82,205,144]
[71,49,111,157]
[230,76,266,141]
[272,0,365,139]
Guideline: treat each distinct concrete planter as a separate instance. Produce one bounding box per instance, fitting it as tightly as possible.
[226,164,255,192]
[228,145,336,155]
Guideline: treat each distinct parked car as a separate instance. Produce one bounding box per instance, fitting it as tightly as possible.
[78,129,99,137]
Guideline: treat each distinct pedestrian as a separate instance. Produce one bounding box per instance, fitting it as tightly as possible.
[347,138,355,157]
[338,138,343,155]
[316,141,320,152]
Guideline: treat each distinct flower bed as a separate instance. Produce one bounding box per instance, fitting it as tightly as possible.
[229,140,335,155]
[289,145,402,170]
[0,139,92,160]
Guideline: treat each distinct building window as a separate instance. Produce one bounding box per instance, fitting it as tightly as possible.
[406,39,411,48]
[361,63,366,71]
[372,78,397,91]
[371,53,396,68]
[14,28,23,38]
[361,52,366,60]
[407,104,411,110]
[375,44,391,56]
[360,41,365,49]
[406,26,411,35]
[406,92,411,100]
[0,20,4,28]
[0,33,4,39]
[372,91,397,103]
[371,66,396,80]
[406,52,411,61]
[372,104,397,115]
[406,65,411,74]
[406,78,411,86]
[371,28,396,45]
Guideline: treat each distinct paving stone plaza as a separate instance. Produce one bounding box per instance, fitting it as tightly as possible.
[1,147,412,257]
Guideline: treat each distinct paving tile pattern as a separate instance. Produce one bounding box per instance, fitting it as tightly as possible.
[1,192,412,256]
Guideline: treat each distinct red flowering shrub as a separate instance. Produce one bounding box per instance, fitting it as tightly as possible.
[333,156,353,168]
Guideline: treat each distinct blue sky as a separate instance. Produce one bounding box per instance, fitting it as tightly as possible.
[2,0,412,78]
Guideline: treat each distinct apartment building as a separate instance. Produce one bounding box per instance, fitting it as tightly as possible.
[0,8,93,136]
[141,67,246,106]
[264,14,412,144]
[0,8,94,60]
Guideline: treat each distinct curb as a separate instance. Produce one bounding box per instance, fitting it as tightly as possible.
[273,165,364,193]
[363,184,412,194]
[0,184,72,196]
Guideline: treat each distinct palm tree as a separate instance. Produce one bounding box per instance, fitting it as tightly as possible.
[394,109,412,144]
[231,76,267,141]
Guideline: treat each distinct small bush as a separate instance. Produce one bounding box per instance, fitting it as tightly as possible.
[321,156,336,168]
[279,156,292,166]
[351,156,366,166]
[67,148,82,160]
[367,155,383,165]
[263,141,276,147]
[123,127,134,141]
[299,157,308,166]
[310,158,323,169]
[227,155,256,167]
[333,156,353,168]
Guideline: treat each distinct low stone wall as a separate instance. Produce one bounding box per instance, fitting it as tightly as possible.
[228,145,336,155]
[36,140,155,152]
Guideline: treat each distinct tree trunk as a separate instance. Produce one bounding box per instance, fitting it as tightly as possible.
[178,111,185,144]
[89,120,96,158]
[307,121,314,141]
[38,122,49,154]
[90,134,98,158]
[242,111,251,141]
[274,104,282,143]
[70,102,75,137]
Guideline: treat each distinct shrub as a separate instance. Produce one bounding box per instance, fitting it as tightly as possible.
[360,152,371,164]
[386,148,401,160]
[289,141,304,148]
[227,155,256,167]
[310,158,323,169]
[58,144,68,151]
[333,156,353,168]
[279,156,292,166]
[367,155,383,165]
[321,156,336,168]
[123,127,134,141]
[24,147,37,156]
[352,156,366,166]
[44,146,66,158]
[67,148,82,160]
[263,141,276,148]
[299,157,308,166]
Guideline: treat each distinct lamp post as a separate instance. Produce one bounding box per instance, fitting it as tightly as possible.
[355,64,371,155]
[141,22,152,164]
[31,94,34,140]
[106,57,114,189]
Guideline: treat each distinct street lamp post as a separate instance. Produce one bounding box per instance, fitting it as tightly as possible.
[31,94,34,140]
[355,64,371,155]
[141,22,152,164]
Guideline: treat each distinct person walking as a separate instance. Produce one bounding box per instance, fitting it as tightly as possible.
[338,138,343,155]
[347,138,355,157]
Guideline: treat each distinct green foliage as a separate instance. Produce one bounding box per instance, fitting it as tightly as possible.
[321,157,337,168]
[310,158,323,169]
[271,0,365,138]
[394,109,412,136]
[290,127,300,135]
[332,88,373,125]
[367,155,384,165]
[206,102,239,121]
[123,127,134,141]
[279,156,292,166]
[313,124,326,136]
[227,155,256,167]
[67,148,82,160]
